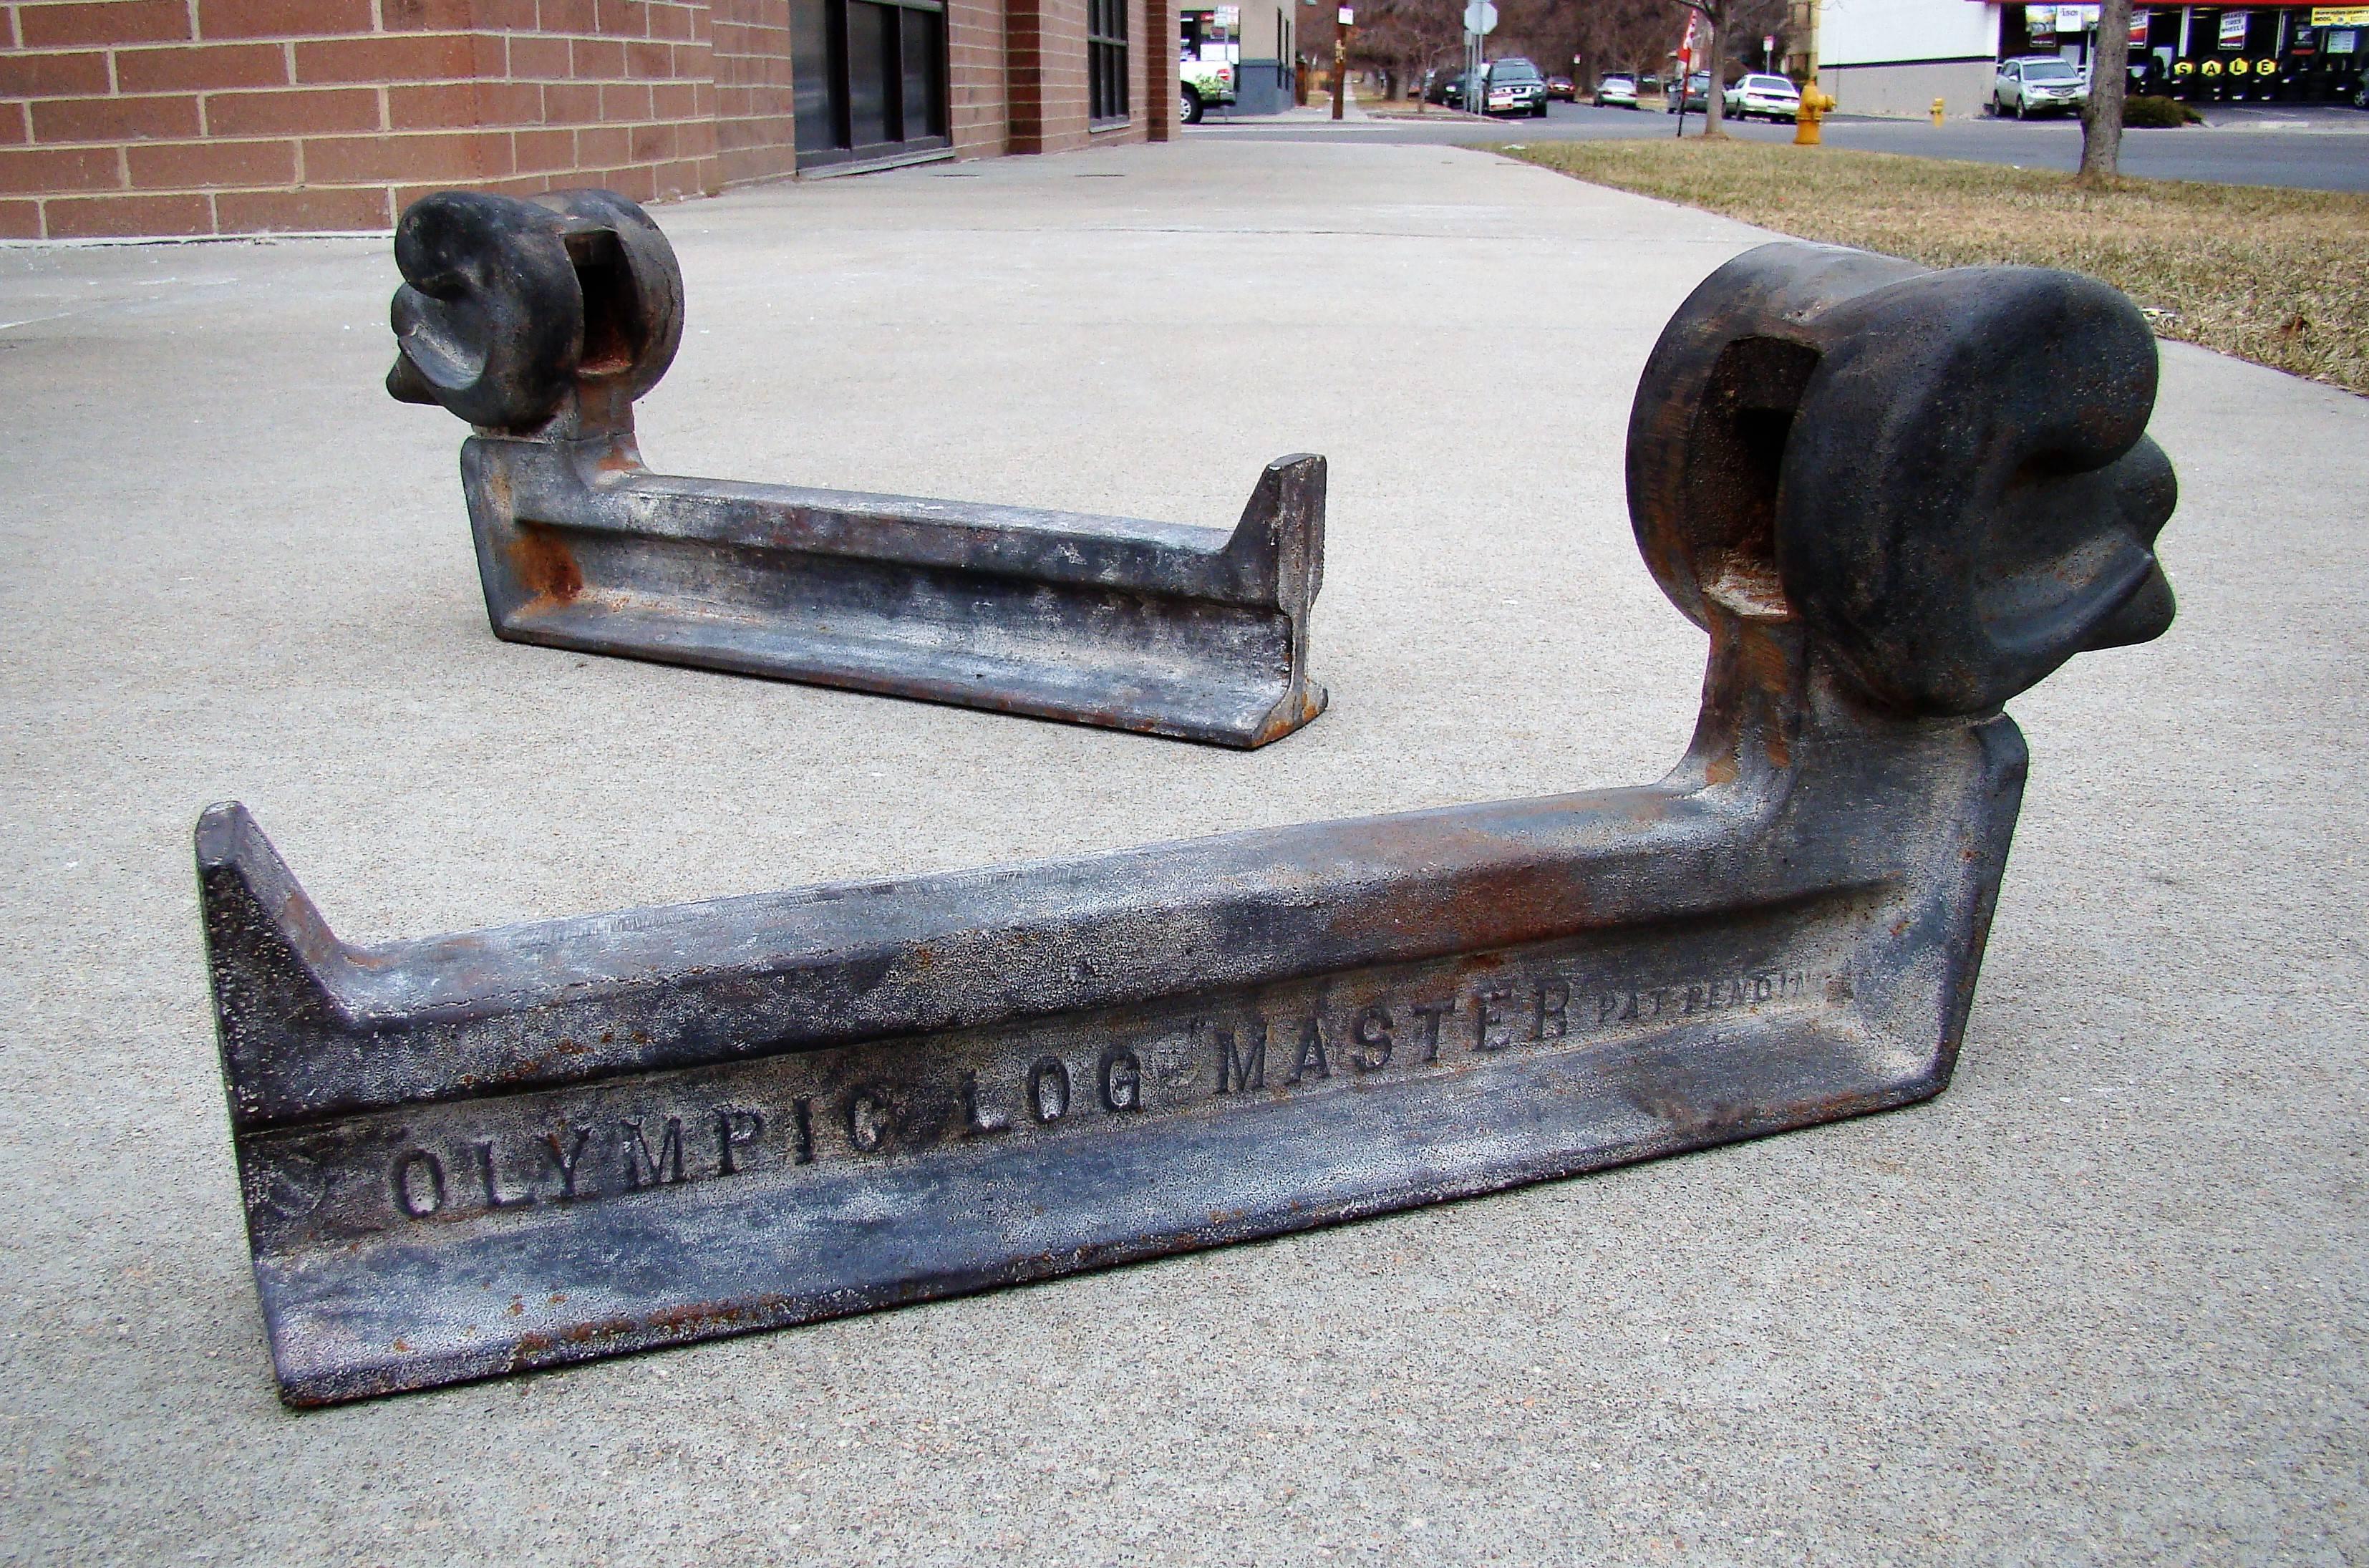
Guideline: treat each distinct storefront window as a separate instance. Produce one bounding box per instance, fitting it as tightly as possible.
[2151,3,2365,102]
[1090,0,1132,123]
[790,0,951,168]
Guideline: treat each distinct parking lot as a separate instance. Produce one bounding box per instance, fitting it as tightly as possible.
[1191,96,2369,192]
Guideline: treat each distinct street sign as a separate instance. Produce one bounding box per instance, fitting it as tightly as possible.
[1463,0,1496,35]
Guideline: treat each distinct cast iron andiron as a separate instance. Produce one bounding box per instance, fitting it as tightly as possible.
[208,241,2177,1405]
[387,188,1326,747]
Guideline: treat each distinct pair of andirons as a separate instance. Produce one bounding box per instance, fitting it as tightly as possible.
[200,189,2176,1405]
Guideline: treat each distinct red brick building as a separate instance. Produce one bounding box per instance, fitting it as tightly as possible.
[0,0,1173,241]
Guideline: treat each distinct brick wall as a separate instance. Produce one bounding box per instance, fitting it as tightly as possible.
[1004,0,1079,151]
[1138,0,1167,142]
[947,0,1005,157]
[0,0,754,239]
[442,0,724,219]
[1004,0,1150,153]
[1,0,1157,240]
[708,0,791,183]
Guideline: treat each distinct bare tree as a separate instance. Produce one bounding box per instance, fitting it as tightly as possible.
[1519,0,1684,92]
[1339,0,1463,102]
[2079,0,2133,181]
[1602,0,1691,77]
[1671,0,1787,134]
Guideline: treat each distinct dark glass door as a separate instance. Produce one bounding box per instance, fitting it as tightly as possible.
[790,0,951,168]
[902,7,946,137]
[791,0,838,153]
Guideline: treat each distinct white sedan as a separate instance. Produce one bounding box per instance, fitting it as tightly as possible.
[1724,73,1802,121]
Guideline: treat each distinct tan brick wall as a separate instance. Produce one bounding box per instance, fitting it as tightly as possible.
[1005,0,1080,150]
[1,0,730,238]
[1139,0,1169,142]
[1005,0,1145,154]
[392,0,724,221]
[709,0,792,185]
[0,0,1163,239]
[949,0,1006,158]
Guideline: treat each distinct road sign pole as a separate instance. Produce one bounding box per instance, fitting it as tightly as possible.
[1332,4,1351,120]
[1460,0,1496,114]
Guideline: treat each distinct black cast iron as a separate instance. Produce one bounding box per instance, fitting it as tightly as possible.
[210,241,2176,1406]
[387,188,1327,747]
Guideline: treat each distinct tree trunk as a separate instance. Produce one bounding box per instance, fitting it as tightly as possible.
[1700,15,1726,136]
[2080,0,2133,181]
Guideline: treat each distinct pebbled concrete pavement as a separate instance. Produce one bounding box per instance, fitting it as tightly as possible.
[0,138,2362,1564]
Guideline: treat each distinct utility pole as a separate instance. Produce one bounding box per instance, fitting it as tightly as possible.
[1332,4,1353,119]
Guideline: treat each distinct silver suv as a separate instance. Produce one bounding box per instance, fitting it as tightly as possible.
[1993,55,2088,117]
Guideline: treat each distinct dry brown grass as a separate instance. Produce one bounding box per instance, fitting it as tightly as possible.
[1502,137,2369,395]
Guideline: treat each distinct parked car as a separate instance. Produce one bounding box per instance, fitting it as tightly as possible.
[1724,72,1801,121]
[1992,54,2088,117]
[1482,56,1551,117]
[1594,72,1640,108]
[1424,67,1471,106]
[1180,57,1234,124]
[1546,74,1576,101]
[1664,70,1712,112]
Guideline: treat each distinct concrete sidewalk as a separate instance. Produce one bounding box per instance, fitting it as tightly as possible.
[1,139,2363,1564]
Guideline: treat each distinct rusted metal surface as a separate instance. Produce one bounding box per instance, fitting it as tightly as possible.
[389,188,1326,748]
[207,240,2176,1406]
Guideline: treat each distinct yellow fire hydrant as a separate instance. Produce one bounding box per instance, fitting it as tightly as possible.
[1931,97,1947,125]
[1795,83,1835,144]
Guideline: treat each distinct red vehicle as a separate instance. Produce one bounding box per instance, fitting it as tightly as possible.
[1546,74,1576,101]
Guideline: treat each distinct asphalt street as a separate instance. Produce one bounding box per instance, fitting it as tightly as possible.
[1,137,2363,1564]
[1192,97,2369,191]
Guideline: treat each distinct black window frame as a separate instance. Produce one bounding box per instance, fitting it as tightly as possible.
[1089,0,1131,126]
[793,0,954,173]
